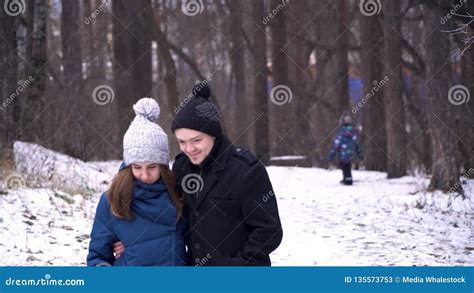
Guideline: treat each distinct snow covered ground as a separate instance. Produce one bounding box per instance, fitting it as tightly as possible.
[0,152,472,266]
[270,167,473,266]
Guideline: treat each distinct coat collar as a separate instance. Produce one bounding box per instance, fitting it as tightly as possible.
[176,135,233,210]
[201,135,232,173]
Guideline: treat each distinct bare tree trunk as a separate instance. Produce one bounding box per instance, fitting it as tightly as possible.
[405,84,432,173]
[360,12,387,171]
[287,0,313,166]
[152,7,179,115]
[90,0,108,80]
[229,0,249,147]
[423,1,462,193]
[81,0,115,160]
[129,1,152,100]
[270,0,292,158]
[458,30,474,172]
[311,0,339,167]
[252,0,270,163]
[0,4,18,164]
[113,0,152,148]
[21,0,48,143]
[383,1,407,178]
[82,0,92,79]
[113,0,135,152]
[335,0,349,114]
[61,0,84,158]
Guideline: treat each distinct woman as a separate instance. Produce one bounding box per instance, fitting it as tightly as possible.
[87,98,186,266]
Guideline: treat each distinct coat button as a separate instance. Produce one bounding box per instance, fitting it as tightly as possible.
[194,211,200,217]
[236,147,242,152]
[194,243,200,249]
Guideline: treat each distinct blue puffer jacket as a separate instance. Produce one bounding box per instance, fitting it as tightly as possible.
[87,178,186,266]
[328,124,363,163]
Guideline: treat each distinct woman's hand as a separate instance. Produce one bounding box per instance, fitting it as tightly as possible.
[113,241,124,259]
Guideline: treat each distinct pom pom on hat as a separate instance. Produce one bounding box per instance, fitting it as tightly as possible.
[191,81,211,99]
[133,97,160,122]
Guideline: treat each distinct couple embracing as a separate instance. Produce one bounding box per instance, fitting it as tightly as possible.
[87,83,283,266]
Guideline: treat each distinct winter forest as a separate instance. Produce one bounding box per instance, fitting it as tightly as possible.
[0,0,473,266]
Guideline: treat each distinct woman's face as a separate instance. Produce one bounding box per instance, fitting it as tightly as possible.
[130,162,160,184]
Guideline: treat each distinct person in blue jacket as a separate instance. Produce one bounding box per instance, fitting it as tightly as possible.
[328,111,363,185]
[87,98,186,266]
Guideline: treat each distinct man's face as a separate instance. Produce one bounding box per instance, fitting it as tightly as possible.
[175,128,215,165]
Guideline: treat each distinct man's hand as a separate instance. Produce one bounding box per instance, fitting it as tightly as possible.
[113,241,124,259]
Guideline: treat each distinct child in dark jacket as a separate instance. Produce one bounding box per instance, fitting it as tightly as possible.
[328,112,363,185]
[87,98,186,266]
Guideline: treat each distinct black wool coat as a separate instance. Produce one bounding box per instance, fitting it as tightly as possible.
[173,136,283,266]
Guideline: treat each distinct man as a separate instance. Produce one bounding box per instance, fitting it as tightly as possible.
[171,82,283,266]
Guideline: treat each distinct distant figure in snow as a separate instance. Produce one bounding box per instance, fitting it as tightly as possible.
[328,111,363,185]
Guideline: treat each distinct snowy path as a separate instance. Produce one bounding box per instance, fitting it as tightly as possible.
[270,167,473,266]
[0,163,472,266]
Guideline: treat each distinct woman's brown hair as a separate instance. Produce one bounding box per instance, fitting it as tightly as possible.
[107,165,183,221]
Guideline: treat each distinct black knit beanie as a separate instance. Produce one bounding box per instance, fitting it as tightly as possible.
[171,82,222,137]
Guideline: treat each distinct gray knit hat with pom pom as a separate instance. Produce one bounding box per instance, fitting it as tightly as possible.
[123,98,169,165]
